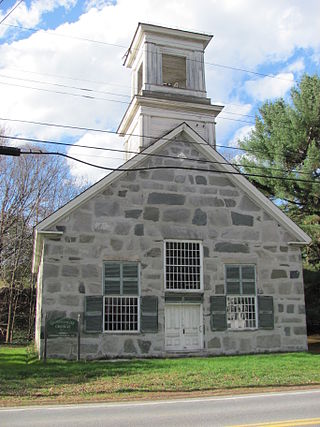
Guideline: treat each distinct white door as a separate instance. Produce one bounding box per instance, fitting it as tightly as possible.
[165,304,202,351]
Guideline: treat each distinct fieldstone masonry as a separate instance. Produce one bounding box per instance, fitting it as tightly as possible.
[37,137,308,359]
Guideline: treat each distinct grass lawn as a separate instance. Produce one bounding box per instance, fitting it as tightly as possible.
[0,346,320,406]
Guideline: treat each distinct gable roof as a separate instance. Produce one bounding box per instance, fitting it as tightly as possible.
[32,122,311,272]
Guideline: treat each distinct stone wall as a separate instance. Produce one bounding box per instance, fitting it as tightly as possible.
[37,136,307,359]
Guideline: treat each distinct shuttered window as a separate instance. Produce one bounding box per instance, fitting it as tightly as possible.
[258,296,274,329]
[85,296,103,333]
[103,262,140,332]
[141,296,158,333]
[225,265,257,330]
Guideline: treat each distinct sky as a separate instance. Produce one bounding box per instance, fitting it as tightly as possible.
[0,0,319,185]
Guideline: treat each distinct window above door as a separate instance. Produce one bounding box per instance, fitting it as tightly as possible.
[164,240,203,292]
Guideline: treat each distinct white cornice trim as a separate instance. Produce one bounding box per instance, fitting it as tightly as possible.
[117,95,224,135]
[32,230,63,274]
[124,23,213,68]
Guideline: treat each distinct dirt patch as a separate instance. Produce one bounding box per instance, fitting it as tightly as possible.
[1,384,320,408]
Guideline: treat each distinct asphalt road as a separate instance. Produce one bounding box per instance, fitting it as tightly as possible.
[1,389,320,427]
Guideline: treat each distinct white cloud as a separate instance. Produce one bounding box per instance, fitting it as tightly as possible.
[244,73,294,101]
[215,101,253,143]
[66,132,124,185]
[228,125,255,149]
[0,0,77,36]
[286,58,305,73]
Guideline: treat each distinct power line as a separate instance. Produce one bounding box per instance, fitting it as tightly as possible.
[18,149,320,185]
[0,116,258,154]
[0,72,257,117]
[1,22,295,83]
[0,73,131,98]
[5,67,132,89]
[0,116,309,159]
[1,134,317,178]
[0,79,258,123]
[0,80,130,104]
[0,0,23,25]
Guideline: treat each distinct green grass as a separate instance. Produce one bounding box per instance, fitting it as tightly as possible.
[0,346,320,405]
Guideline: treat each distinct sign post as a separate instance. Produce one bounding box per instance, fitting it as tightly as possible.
[77,314,81,362]
[43,313,48,364]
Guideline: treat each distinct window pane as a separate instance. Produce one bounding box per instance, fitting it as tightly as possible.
[165,241,201,290]
[242,281,256,295]
[105,296,139,332]
[242,266,255,280]
[226,266,240,280]
[227,296,256,329]
[226,281,241,294]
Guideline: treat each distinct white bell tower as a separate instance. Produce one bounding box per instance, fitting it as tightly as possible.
[118,23,223,159]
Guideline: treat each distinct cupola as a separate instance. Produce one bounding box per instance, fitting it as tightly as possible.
[118,23,223,159]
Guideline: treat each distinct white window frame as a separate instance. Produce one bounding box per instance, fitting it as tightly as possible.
[103,262,140,334]
[164,240,203,293]
[225,264,258,330]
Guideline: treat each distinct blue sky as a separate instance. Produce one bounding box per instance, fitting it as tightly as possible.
[0,0,319,184]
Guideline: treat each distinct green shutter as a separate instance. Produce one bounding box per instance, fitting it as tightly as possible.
[258,296,274,329]
[122,263,139,295]
[210,296,227,331]
[141,296,158,333]
[104,263,121,295]
[85,296,103,333]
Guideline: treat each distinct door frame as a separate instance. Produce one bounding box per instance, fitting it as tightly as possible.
[165,303,203,352]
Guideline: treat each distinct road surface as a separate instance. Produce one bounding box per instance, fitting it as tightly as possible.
[1,389,320,426]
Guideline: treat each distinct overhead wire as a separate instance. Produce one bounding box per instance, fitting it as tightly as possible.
[1,134,317,178]
[6,67,132,89]
[0,78,257,121]
[0,117,312,159]
[0,80,130,104]
[0,117,258,151]
[0,0,23,25]
[18,149,320,185]
[0,73,131,98]
[0,71,256,115]
[0,22,295,83]
[0,116,312,160]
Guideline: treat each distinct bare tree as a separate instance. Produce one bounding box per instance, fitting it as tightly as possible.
[0,134,83,342]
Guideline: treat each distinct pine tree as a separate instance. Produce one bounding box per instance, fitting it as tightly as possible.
[238,74,320,268]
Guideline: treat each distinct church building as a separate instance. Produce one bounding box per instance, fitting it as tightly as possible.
[32,23,310,359]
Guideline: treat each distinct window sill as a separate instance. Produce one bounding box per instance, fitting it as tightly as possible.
[165,289,204,293]
[103,331,140,335]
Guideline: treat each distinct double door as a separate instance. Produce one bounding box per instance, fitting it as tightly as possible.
[165,304,203,351]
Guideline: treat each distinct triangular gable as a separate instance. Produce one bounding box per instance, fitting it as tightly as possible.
[32,122,311,272]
